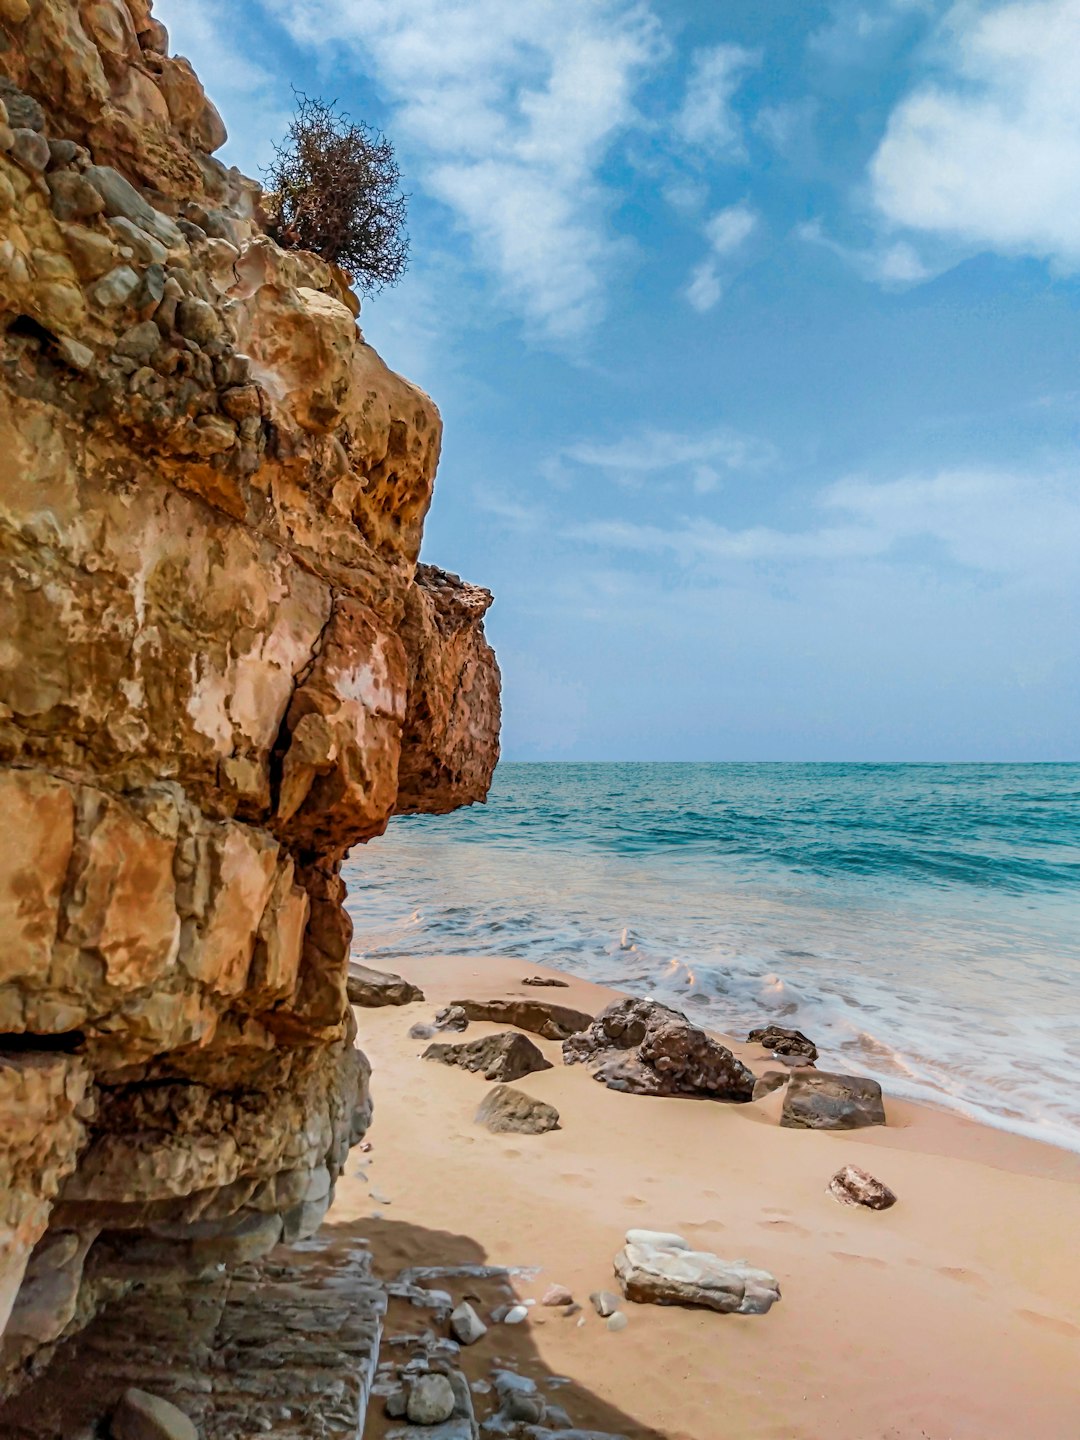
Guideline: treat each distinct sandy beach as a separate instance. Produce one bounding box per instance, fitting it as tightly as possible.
[331,954,1080,1440]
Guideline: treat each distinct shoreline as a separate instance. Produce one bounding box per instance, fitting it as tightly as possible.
[333,953,1080,1439]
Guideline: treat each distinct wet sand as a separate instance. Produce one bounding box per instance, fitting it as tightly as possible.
[332,954,1080,1440]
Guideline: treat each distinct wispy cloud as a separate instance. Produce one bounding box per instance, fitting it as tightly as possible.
[685,200,760,312]
[264,0,667,341]
[808,0,936,67]
[675,43,759,158]
[563,424,776,489]
[797,218,934,285]
[870,0,1080,271]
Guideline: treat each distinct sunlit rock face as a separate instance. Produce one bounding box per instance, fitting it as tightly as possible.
[0,0,499,1390]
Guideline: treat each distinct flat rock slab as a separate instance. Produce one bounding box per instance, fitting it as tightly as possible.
[780,1068,886,1130]
[452,997,592,1041]
[424,1032,553,1083]
[347,963,425,1007]
[747,1025,818,1064]
[563,998,755,1102]
[828,1164,897,1209]
[614,1241,780,1315]
[475,1084,561,1134]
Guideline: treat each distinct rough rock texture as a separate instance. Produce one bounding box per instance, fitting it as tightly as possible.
[746,1025,818,1065]
[780,1069,887,1131]
[423,1033,552,1084]
[452,997,592,1042]
[562,998,755,1102]
[475,1084,561,1135]
[111,1387,197,1440]
[0,0,499,1398]
[613,1238,780,1315]
[752,1070,789,1101]
[346,964,424,1008]
[827,1164,897,1210]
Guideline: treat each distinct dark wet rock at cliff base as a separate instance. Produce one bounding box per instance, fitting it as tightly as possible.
[347,964,425,1007]
[475,1084,560,1134]
[828,1164,897,1209]
[563,997,755,1101]
[522,975,570,987]
[451,996,593,1041]
[780,1069,886,1130]
[613,1237,781,1315]
[752,1070,790,1101]
[747,1024,819,1064]
[423,1031,553,1083]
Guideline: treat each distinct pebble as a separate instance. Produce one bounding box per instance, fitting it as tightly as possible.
[449,1301,487,1346]
[406,1373,456,1426]
[589,1290,621,1318]
[0,78,44,132]
[542,1284,574,1307]
[92,265,141,308]
[503,1305,529,1324]
[109,215,168,266]
[606,1311,628,1332]
[370,1190,391,1205]
[10,127,49,173]
[176,296,221,345]
[46,170,104,221]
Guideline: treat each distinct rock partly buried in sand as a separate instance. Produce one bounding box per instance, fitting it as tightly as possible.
[828,1164,897,1210]
[423,1032,553,1083]
[347,964,425,1007]
[747,1024,819,1064]
[111,1387,197,1440]
[780,1068,886,1130]
[407,1372,456,1425]
[476,1084,561,1134]
[542,1283,574,1306]
[522,975,571,987]
[452,997,593,1041]
[752,1070,790,1101]
[614,1237,781,1315]
[563,998,755,1102]
[450,1300,488,1344]
[590,1290,622,1318]
[435,1004,470,1032]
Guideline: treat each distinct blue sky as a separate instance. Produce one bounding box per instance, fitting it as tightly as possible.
[157,0,1080,761]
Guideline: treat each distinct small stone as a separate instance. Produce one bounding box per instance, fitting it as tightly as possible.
[561,1302,582,1317]
[434,1004,469,1032]
[175,296,221,345]
[522,974,570,987]
[503,1304,529,1324]
[115,321,162,362]
[219,383,261,420]
[475,1084,560,1135]
[0,78,44,131]
[409,1022,436,1040]
[91,265,140,308]
[827,1164,897,1211]
[542,1284,574,1307]
[46,170,104,221]
[61,223,117,281]
[47,138,80,169]
[504,1391,545,1423]
[385,1388,407,1419]
[748,1024,819,1064]
[449,1300,487,1345]
[752,1071,789,1101]
[407,1372,456,1425]
[111,1387,197,1440]
[590,1290,621,1318]
[606,1310,628,1332]
[109,215,168,265]
[57,336,94,372]
[10,127,49,173]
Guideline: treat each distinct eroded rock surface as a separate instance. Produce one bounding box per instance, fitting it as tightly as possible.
[452,997,592,1042]
[562,998,755,1102]
[0,0,499,1400]
[423,1033,552,1084]
[475,1084,560,1135]
[613,1237,780,1316]
[747,1025,818,1065]
[827,1164,897,1210]
[780,1069,886,1131]
[347,964,425,1008]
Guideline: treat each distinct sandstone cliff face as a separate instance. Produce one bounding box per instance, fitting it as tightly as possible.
[0,0,500,1389]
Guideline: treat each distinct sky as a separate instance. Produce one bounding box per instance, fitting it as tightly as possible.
[156,0,1080,761]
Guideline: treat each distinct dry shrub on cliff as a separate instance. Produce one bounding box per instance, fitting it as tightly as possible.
[264,93,409,292]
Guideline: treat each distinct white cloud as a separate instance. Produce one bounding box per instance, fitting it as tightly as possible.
[797,218,934,285]
[870,0,1080,270]
[684,201,759,311]
[264,0,666,340]
[675,44,758,157]
[564,424,775,484]
[808,0,934,67]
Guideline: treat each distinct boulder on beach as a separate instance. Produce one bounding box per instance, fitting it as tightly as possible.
[747,1024,818,1064]
[522,975,570,988]
[475,1084,561,1134]
[613,1236,781,1315]
[562,997,755,1102]
[451,996,593,1041]
[827,1164,897,1209]
[780,1068,886,1130]
[752,1070,790,1101]
[423,1031,553,1083]
[434,1004,470,1032]
[347,964,425,1007]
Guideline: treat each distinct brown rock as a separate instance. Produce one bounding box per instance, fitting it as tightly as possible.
[475,1084,561,1135]
[780,1069,887,1130]
[346,964,424,1008]
[827,1164,897,1210]
[451,996,593,1042]
[563,997,755,1102]
[423,1033,553,1083]
[522,975,570,987]
[747,1024,819,1064]
[111,1388,197,1440]
[752,1070,789,1101]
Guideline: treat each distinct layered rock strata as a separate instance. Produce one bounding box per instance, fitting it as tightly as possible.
[0,0,499,1396]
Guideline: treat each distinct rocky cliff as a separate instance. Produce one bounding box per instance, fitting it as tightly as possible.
[0,0,500,1392]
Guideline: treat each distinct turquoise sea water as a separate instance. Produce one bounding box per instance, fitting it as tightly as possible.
[342,763,1080,1150]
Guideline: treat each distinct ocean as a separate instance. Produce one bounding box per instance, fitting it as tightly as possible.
[342,762,1080,1151]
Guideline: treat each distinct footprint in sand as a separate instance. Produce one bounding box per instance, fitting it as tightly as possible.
[621,1195,647,1208]
[759,1218,811,1236]
[1017,1309,1079,1337]
[936,1265,988,1288]
[829,1250,887,1268]
[557,1172,593,1189]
